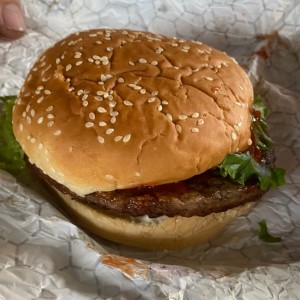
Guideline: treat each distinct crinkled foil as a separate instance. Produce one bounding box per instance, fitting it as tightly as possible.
[1,1,300,298]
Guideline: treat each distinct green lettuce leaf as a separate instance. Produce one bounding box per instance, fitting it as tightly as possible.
[251,96,274,154]
[0,96,25,174]
[219,152,285,190]
[252,95,270,119]
[219,95,285,189]
[258,220,282,243]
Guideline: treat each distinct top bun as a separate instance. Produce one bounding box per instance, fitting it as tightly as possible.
[13,29,253,196]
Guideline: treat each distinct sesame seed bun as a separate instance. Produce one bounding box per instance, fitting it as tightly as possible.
[13,29,253,197]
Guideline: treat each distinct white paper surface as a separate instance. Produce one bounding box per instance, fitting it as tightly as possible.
[1,0,300,299]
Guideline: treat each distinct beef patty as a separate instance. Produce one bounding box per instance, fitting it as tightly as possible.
[27,158,267,218]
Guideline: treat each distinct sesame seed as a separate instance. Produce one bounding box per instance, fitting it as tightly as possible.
[96,91,105,96]
[19,123,23,131]
[46,105,53,112]
[239,84,245,91]
[37,117,44,124]
[82,94,88,101]
[221,62,229,67]
[25,104,30,112]
[231,57,238,64]
[89,112,95,120]
[106,128,114,135]
[175,124,182,133]
[133,85,142,90]
[47,121,54,127]
[47,114,54,119]
[37,85,44,91]
[85,122,94,128]
[123,134,131,143]
[114,136,123,142]
[117,78,125,83]
[171,43,178,47]
[97,107,107,113]
[231,132,237,141]
[157,105,163,112]
[30,137,36,143]
[105,174,114,180]
[38,143,43,150]
[162,100,168,105]
[110,117,116,124]
[65,64,72,72]
[102,60,109,66]
[166,113,173,121]
[192,128,200,133]
[181,49,189,53]
[204,76,213,81]
[88,58,94,63]
[76,61,83,66]
[135,172,141,177]
[96,41,102,45]
[82,101,89,107]
[129,61,135,66]
[179,115,187,120]
[110,111,118,117]
[151,61,158,65]
[248,138,252,145]
[156,47,164,54]
[99,55,108,62]
[35,90,41,95]
[107,95,114,101]
[74,52,82,58]
[108,102,116,108]
[30,109,35,117]
[192,112,199,118]
[97,136,105,144]
[234,124,240,131]
[44,90,51,95]
[147,97,155,103]
[54,129,62,136]
[106,47,113,51]
[197,119,204,125]
[95,96,103,101]
[140,89,146,94]
[238,122,242,128]
[99,121,107,127]
[124,100,133,106]
[139,58,147,64]
[182,45,190,50]
[151,91,159,96]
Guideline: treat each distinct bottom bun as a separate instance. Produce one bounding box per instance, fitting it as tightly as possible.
[51,186,254,251]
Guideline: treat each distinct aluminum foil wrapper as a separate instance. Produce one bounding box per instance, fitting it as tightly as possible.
[1,0,300,298]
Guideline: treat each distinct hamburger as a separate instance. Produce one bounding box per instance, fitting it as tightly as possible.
[11,29,285,250]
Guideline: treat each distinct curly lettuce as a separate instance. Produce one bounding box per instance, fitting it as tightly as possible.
[219,96,285,190]
[0,96,25,174]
